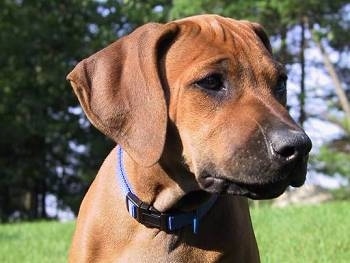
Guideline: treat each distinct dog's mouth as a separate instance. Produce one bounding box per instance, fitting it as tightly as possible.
[198,168,306,199]
[196,149,309,199]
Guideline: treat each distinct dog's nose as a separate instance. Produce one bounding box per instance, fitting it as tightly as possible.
[269,129,312,161]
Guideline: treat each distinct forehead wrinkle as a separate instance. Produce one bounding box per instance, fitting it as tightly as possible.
[170,16,280,88]
[176,16,230,44]
[184,17,267,58]
[207,18,227,42]
[219,18,272,57]
[174,20,202,39]
[175,15,270,55]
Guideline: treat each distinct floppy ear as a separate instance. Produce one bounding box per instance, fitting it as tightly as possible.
[67,23,179,166]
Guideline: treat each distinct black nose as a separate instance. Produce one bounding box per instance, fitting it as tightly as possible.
[269,129,312,161]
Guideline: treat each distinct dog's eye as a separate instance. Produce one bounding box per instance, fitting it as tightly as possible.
[274,76,287,105]
[195,74,225,91]
[275,77,287,96]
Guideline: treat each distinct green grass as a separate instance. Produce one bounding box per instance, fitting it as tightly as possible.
[251,201,350,263]
[0,202,349,262]
[0,221,74,263]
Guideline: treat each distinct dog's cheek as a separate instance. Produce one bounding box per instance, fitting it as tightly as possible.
[175,89,267,178]
[176,115,227,172]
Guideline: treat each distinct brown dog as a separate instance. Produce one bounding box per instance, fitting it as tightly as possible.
[67,15,312,262]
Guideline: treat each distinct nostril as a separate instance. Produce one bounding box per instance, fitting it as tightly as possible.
[275,145,297,160]
[269,129,312,161]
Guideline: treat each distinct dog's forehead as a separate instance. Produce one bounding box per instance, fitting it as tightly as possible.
[173,15,259,47]
[165,15,272,67]
[164,15,279,84]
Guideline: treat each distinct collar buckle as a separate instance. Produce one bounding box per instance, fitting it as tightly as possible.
[126,192,168,231]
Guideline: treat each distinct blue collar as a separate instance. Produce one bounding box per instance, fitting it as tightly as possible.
[116,145,218,234]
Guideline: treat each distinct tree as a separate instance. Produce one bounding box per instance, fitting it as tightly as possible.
[0,0,172,221]
[0,0,106,221]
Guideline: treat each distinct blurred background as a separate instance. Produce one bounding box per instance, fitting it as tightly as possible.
[1,0,349,223]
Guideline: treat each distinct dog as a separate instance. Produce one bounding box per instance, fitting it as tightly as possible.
[67,14,312,262]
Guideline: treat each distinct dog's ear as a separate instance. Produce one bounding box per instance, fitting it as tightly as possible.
[67,23,179,166]
[247,22,272,54]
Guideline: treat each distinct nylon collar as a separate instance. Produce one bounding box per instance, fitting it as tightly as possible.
[116,145,217,234]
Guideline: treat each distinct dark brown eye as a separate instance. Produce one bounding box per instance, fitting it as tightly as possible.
[274,76,287,106]
[195,74,225,91]
[275,77,287,97]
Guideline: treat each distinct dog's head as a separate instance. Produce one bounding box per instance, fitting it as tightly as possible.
[68,15,312,200]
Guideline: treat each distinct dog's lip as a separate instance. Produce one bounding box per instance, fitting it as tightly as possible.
[236,180,290,199]
[198,157,308,199]
[199,174,292,199]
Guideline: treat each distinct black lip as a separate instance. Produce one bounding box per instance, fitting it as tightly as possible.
[237,180,290,199]
[198,175,292,199]
[198,156,309,200]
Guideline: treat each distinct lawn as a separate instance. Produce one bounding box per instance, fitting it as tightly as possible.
[0,201,349,263]
[0,221,74,263]
[251,201,350,263]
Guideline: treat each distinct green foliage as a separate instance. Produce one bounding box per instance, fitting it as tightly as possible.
[0,0,118,221]
[121,0,172,24]
[331,187,350,201]
[0,0,171,221]
[170,0,264,21]
[315,146,350,178]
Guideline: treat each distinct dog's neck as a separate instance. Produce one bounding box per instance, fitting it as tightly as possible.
[122,148,209,213]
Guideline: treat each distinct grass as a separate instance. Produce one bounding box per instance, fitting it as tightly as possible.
[0,201,349,262]
[0,221,74,263]
[251,201,350,263]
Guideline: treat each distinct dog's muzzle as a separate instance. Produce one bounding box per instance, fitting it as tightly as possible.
[198,127,312,200]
